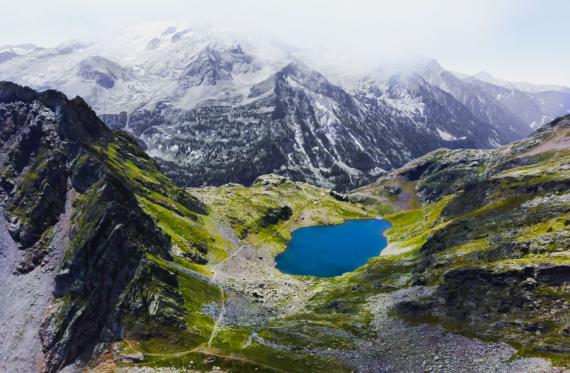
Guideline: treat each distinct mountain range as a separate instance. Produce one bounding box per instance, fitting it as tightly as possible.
[0,81,568,372]
[1,21,569,190]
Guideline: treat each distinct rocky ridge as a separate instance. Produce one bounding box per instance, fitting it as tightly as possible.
[351,115,570,366]
[0,82,205,372]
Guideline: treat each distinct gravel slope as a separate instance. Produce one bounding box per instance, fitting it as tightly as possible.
[0,191,73,373]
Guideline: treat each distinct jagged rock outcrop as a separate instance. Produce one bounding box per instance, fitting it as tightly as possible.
[397,263,570,356]
[177,45,258,90]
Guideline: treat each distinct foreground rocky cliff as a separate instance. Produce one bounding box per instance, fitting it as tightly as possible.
[0,82,207,372]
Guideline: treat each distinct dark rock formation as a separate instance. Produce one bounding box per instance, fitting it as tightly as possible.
[397,264,570,357]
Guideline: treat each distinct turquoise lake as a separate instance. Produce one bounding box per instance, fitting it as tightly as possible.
[275,218,391,277]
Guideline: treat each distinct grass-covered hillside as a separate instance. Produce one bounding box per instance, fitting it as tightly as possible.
[132,116,569,372]
[0,82,219,372]
[190,174,372,253]
[116,176,375,373]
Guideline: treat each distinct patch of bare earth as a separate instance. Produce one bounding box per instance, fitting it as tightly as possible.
[523,128,570,156]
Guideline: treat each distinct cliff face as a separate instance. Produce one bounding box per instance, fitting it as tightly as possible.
[0,82,204,372]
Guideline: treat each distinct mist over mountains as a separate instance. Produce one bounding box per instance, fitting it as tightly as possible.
[2,21,569,190]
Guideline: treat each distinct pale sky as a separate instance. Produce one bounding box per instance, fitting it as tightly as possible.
[2,0,569,85]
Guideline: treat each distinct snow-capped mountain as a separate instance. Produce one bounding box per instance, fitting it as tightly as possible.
[1,21,569,190]
[469,71,570,94]
[0,43,41,63]
[460,75,570,129]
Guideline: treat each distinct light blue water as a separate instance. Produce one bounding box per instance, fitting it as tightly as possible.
[275,218,391,277]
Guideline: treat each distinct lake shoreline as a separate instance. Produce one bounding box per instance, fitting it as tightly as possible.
[275,218,391,277]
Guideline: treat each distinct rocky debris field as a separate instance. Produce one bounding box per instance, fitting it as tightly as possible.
[357,288,562,372]
[0,201,67,373]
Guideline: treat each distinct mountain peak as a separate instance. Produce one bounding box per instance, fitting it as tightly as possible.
[1,27,569,190]
[177,44,257,90]
[473,70,496,80]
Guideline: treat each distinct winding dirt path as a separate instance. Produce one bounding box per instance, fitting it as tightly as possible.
[123,341,284,372]
[207,289,226,348]
[206,237,269,347]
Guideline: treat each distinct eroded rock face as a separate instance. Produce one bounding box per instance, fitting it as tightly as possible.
[41,176,185,372]
[0,100,72,270]
[0,82,194,372]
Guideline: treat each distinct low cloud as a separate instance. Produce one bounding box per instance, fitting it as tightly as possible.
[2,0,569,85]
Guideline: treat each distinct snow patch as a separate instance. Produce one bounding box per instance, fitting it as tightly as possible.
[436,128,466,141]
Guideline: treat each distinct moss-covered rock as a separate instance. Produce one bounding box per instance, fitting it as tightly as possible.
[260,205,293,227]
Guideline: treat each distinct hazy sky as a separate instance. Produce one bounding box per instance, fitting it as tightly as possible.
[2,0,569,85]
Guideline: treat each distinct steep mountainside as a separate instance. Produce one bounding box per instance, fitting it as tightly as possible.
[2,22,569,190]
[462,76,570,129]
[417,61,531,138]
[0,82,375,372]
[351,115,570,366]
[130,61,508,191]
